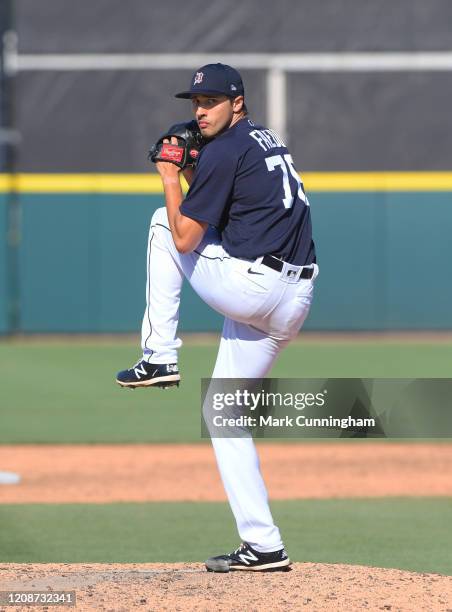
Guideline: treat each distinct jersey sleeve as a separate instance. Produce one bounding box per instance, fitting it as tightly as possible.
[180,143,237,227]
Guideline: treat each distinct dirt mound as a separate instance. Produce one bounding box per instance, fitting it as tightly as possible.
[1,562,451,611]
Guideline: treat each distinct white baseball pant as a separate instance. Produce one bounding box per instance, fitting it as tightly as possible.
[141,207,318,552]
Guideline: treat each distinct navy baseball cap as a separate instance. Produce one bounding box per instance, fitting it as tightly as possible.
[175,63,245,99]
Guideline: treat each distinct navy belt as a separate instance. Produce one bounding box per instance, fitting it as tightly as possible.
[262,255,314,279]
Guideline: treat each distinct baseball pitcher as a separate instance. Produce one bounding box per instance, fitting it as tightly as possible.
[116,63,318,572]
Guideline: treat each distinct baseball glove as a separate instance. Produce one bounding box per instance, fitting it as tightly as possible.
[148,120,207,169]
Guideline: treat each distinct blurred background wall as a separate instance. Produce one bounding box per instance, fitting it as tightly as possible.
[0,0,451,333]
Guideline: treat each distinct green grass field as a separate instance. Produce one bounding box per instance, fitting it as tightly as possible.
[1,337,452,574]
[2,337,452,443]
[1,499,451,574]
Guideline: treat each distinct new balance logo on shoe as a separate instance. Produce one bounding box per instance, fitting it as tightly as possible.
[133,364,148,379]
[237,550,259,565]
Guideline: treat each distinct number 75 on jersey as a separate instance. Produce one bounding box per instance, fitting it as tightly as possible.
[265,154,310,210]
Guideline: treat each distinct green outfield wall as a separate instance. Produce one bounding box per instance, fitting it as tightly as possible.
[0,195,8,333]
[0,175,451,333]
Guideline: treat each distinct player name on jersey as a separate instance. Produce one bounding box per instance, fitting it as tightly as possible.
[249,129,287,151]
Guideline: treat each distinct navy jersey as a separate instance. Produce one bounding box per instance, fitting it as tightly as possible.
[180,118,316,266]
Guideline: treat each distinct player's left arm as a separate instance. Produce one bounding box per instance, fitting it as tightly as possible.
[156,153,207,254]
